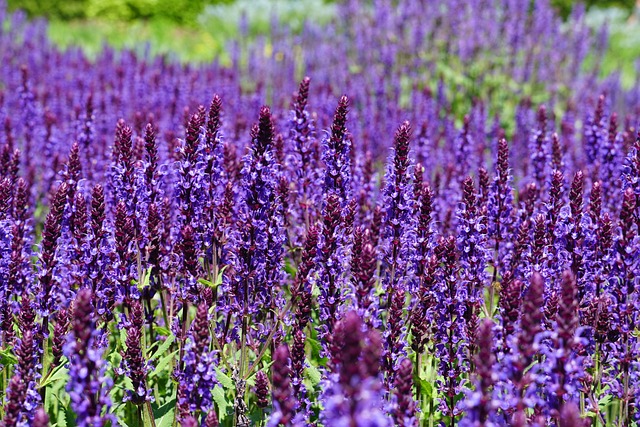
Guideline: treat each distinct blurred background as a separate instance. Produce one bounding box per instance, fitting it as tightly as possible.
[6,0,640,83]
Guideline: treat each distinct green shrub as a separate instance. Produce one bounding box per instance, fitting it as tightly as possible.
[7,0,233,25]
[551,0,635,18]
[7,0,90,20]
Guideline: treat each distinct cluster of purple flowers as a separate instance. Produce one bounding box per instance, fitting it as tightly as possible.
[0,0,639,426]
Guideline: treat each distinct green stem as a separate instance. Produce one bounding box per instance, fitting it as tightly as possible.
[143,401,157,427]
[177,301,190,372]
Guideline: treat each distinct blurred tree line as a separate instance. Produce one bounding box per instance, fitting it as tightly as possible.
[6,0,232,24]
[552,0,635,17]
[7,0,637,24]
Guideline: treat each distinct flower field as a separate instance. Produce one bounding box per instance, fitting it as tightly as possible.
[1,0,640,426]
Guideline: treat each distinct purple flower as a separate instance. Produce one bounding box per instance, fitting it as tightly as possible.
[433,235,468,420]
[350,226,378,324]
[175,302,218,421]
[320,311,390,427]
[118,300,152,405]
[528,106,550,190]
[37,182,68,319]
[317,192,348,348]
[460,319,498,427]
[457,176,489,310]
[268,345,296,426]
[380,121,415,384]
[228,105,284,321]
[63,289,113,427]
[391,358,417,427]
[286,77,321,237]
[322,96,351,205]
[540,270,585,420]
[1,374,27,427]
[498,271,545,423]
[33,407,49,427]
[255,370,270,409]
[487,139,515,279]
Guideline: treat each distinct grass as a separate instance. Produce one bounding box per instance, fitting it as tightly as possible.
[47,0,336,64]
[587,7,640,88]
[48,18,225,63]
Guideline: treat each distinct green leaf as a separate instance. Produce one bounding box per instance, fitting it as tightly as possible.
[215,367,234,389]
[306,337,322,361]
[0,348,18,366]
[40,365,69,388]
[153,326,172,337]
[599,393,613,407]
[56,408,68,427]
[199,265,228,290]
[212,386,228,421]
[284,259,297,278]
[108,349,123,370]
[137,267,153,292]
[304,361,321,387]
[417,378,433,399]
[150,350,177,379]
[155,407,175,427]
[197,278,214,287]
[149,334,176,362]
[153,391,176,427]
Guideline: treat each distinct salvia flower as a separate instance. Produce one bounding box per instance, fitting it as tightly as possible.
[460,319,498,427]
[268,345,296,426]
[499,271,545,423]
[541,270,584,419]
[287,77,320,235]
[63,289,113,427]
[255,370,270,409]
[33,407,49,427]
[37,182,68,319]
[433,235,469,420]
[391,358,418,427]
[175,302,218,420]
[1,374,27,427]
[228,105,284,321]
[320,311,390,427]
[118,300,152,405]
[323,95,352,205]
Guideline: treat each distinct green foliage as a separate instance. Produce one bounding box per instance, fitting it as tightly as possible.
[586,7,640,88]
[7,0,232,25]
[551,0,635,18]
[83,0,207,25]
[7,0,90,20]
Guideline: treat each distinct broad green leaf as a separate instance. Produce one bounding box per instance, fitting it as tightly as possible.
[153,326,172,337]
[212,386,228,421]
[109,350,123,368]
[417,378,433,399]
[40,365,69,388]
[306,337,322,361]
[155,407,175,427]
[284,259,297,278]
[153,391,176,427]
[215,367,234,389]
[0,348,18,366]
[150,350,177,379]
[304,362,321,387]
[149,334,176,362]
[56,408,67,427]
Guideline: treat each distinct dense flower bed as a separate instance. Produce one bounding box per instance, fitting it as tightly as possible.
[0,0,640,426]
